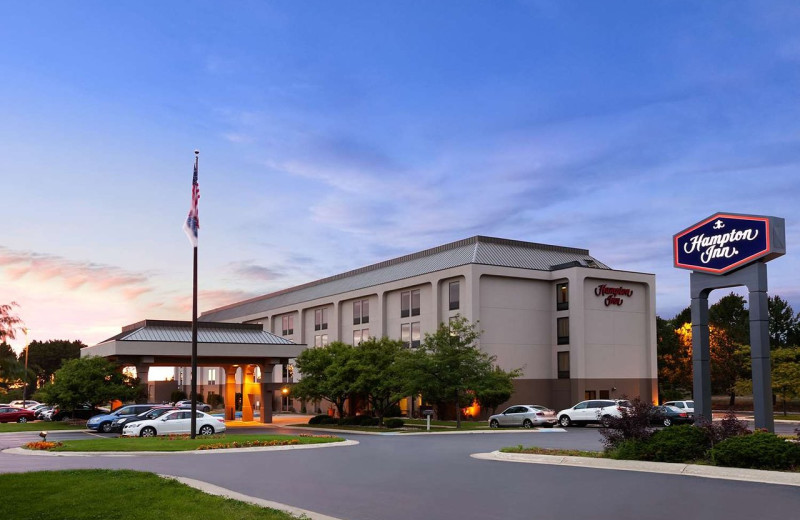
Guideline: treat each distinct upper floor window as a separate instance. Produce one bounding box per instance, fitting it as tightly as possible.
[314,308,328,331]
[557,352,570,379]
[282,315,294,336]
[353,299,369,325]
[401,289,421,318]
[556,283,569,311]
[557,317,569,345]
[449,281,460,311]
[401,322,421,348]
[353,328,369,346]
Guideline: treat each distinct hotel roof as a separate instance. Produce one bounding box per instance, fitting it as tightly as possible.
[200,235,610,322]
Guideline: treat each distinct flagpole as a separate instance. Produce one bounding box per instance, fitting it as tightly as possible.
[190,150,199,439]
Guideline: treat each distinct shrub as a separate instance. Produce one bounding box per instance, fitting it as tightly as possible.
[609,439,652,460]
[646,425,710,463]
[339,415,379,426]
[600,397,657,450]
[383,404,403,418]
[170,390,187,403]
[308,414,335,425]
[384,418,405,429]
[206,393,224,409]
[697,409,750,446]
[711,431,800,470]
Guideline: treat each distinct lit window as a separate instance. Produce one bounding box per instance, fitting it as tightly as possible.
[557,317,569,345]
[401,323,411,348]
[449,281,460,311]
[322,334,328,346]
[585,390,597,400]
[557,352,569,379]
[207,368,217,385]
[411,322,420,348]
[353,329,363,345]
[556,283,568,311]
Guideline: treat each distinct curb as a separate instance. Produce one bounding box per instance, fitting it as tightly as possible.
[286,425,567,436]
[160,474,345,520]
[471,450,800,487]
[2,439,358,457]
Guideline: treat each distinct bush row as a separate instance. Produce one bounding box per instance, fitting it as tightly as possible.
[307,414,404,428]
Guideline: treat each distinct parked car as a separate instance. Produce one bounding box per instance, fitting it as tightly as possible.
[87,404,166,433]
[174,400,212,413]
[38,407,55,420]
[49,404,107,422]
[9,400,41,409]
[0,406,36,423]
[488,405,557,428]
[121,410,225,437]
[112,406,176,431]
[651,405,693,427]
[663,400,695,414]
[556,399,632,427]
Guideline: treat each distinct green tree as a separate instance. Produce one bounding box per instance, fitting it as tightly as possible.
[23,339,84,389]
[404,316,500,428]
[771,347,800,415]
[292,342,357,419]
[35,356,138,410]
[350,337,408,424]
[473,365,522,415]
[768,295,799,349]
[0,342,27,390]
[709,293,749,345]
[0,302,23,342]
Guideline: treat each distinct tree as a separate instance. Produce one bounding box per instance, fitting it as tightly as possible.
[0,342,27,390]
[770,347,800,415]
[768,295,800,349]
[404,316,501,428]
[709,293,749,345]
[473,365,521,415]
[23,339,84,389]
[292,342,357,419]
[350,337,407,424]
[0,302,23,342]
[35,356,138,410]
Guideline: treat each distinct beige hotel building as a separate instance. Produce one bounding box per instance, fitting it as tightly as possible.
[199,236,658,415]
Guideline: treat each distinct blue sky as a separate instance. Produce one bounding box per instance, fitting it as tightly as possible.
[1,1,799,352]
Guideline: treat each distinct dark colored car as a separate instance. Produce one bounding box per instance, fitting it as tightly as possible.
[175,400,211,413]
[651,405,693,427]
[0,406,37,423]
[87,404,167,433]
[111,406,177,431]
[50,404,107,422]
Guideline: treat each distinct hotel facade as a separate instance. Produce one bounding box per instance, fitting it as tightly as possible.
[199,236,658,415]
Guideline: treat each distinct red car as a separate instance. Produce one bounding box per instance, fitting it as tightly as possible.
[0,406,36,423]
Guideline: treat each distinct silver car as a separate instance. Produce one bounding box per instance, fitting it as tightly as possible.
[488,405,557,429]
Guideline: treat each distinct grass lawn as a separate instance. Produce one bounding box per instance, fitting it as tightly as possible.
[0,421,85,433]
[0,469,296,520]
[501,445,604,457]
[36,434,343,452]
[775,414,800,421]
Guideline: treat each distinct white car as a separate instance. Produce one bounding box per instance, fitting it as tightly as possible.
[9,400,41,409]
[663,400,695,414]
[122,410,226,437]
[556,399,631,427]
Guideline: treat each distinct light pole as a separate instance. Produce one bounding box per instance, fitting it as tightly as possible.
[21,328,29,408]
[281,387,289,412]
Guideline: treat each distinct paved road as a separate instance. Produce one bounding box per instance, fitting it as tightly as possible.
[2,426,799,520]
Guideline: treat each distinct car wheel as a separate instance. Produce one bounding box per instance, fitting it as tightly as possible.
[559,415,572,427]
[663,417,672,427]
[199,425,214,436]
[100,422,113,433]
[140,427,157,438]
[17,417,28,423]
[522,419,533,429]
[601,415,612,428]
[489,419,499,429]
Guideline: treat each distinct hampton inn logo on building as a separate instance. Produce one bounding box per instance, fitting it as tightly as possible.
[595,284,633,306]
[673,213,783,275]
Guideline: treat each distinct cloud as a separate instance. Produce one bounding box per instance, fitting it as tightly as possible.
[229,261,283,282]
[0,247,153,299]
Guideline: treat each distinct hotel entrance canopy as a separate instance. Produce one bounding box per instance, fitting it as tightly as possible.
[82,319,307,423]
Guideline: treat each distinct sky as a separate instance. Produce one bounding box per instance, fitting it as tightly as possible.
[1,1,799,355]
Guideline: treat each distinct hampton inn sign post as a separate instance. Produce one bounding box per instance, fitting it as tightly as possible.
[674,213,786,431]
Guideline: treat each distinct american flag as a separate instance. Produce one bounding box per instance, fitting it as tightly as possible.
[182,156,200,247]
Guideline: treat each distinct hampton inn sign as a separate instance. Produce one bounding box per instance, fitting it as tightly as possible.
[674,212,786,432]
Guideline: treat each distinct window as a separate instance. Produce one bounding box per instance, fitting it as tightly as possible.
[557,317,569,345]
[449,281,460,310]
[314,334,329,347]
[353,329,369,345]
[556,283,568,311]
[282,315,294,336]
[401,323,410,348]
[353,299,369,325]
[314,308,328,331]
[585,390,597,400]
[401,289,421,318]
[411,322,420,348]
[207,368,217,386]
[557,352,570,379]
[599,390,610,399]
